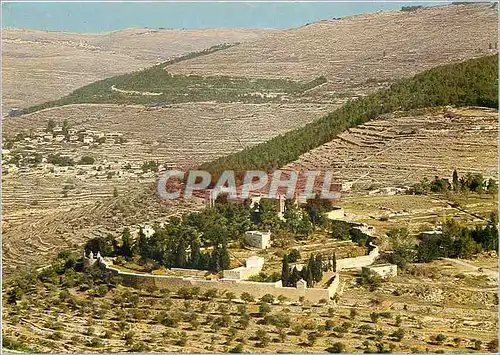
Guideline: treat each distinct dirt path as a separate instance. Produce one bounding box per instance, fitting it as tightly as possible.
[110,85,163,96]
[442,257,498,280]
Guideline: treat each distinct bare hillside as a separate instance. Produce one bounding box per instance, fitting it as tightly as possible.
[167,5,497,95]
[2,27,277,111]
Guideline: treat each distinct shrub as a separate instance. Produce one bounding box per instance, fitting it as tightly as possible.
[230,343,244,353]
[357,268,382,290]
[474,339,482,350]
[261,294,275,304]
[391,328,406,342]
[292,324,303,336]
[240,292,254,303]
[307,332,318,346]
[435,333,447,344]
[84,336,104,348]
[259,302,271,316]
[327,342,346,353]
[255,329,270,347]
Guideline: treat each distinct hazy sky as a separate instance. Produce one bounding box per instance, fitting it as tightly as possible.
[2,1,448,33]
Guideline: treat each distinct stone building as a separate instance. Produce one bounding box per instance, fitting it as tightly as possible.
[244,231,272,249]
[222,256,264,280]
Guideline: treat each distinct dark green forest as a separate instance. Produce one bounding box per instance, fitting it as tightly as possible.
[201,55,498,178]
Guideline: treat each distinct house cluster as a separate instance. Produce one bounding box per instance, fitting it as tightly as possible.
[2,130,175,180]
[4,126,125,148]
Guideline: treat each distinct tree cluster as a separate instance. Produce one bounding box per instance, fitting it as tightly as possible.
[85,198,330,273]
[281,252,336,288]
[411,170,497,195]
[417,214,498,262]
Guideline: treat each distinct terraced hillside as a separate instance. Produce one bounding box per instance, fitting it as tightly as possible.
[2,27,277,112]
[284,107,498,192]
[1,178,204,275]
[2,5,498,276]
[167,4,498,96]
[2,102,335,166]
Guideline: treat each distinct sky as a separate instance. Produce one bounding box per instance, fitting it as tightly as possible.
[1,1,449,33]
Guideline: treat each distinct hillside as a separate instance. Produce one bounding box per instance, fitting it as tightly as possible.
[167,4,497,92]
[16,4,498,116]
[201,55,498,178]
[2,27,277,112]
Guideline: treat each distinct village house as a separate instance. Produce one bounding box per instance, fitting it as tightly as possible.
[54,135,65,142]
[67,128,78,136]
[83,136,94,144]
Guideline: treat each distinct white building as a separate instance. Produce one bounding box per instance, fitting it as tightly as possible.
[362,264,397,278]
[326,207,344,220]
[222,256,264,280]
[54,135,65,142]
[244,231,272,249]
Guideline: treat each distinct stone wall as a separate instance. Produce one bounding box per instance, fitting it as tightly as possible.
[336,243,379,270]
[89,223,374,302]
[102,261,339,303]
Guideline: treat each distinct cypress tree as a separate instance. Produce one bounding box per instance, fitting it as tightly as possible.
[306,266,314,288]
[281,255,291,286]
[452,169,459,190]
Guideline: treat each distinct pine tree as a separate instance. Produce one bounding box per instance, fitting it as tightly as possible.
[189,240,201,269]
[219,244,231,271]
[312,254,323,282]
[290,266,300,287]
[137,227,148,259]
[175,239,186,268]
